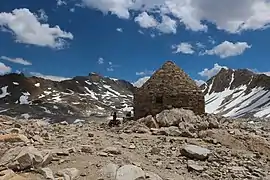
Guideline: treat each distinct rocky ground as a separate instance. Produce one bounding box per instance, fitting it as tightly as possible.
[1,108,270,180]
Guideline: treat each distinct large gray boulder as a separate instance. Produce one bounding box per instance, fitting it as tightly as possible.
[181,144,211,160]
[116,165,145,180]
[155,108,199,127]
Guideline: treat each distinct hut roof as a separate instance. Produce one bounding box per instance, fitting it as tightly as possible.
[141,61,200,92]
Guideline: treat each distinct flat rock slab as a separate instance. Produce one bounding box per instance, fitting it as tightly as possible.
[181,144,211,160]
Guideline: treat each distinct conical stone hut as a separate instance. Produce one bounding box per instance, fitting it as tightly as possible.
[134,61,205,120]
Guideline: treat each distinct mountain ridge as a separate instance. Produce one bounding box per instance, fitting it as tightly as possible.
[203,68,270,118]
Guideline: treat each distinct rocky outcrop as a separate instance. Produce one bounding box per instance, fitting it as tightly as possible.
[134,61,205,120]
[1,109,270,180]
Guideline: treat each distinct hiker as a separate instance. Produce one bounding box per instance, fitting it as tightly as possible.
[113,111,117,121]
[108,111,120,127]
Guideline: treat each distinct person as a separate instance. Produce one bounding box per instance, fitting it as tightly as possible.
[109,111,120,127]
[113,111,117,121]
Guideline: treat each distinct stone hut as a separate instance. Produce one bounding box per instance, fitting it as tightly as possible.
[134,61,205,120]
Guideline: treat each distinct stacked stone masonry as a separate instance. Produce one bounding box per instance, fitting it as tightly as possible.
[134,61,205,120]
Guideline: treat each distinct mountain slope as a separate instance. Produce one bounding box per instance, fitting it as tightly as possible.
[0,73,134,122]
[203,68,270,118]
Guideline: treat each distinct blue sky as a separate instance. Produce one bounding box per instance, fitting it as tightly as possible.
[1,0,270,85]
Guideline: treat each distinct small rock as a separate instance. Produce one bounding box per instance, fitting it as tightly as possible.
[88,133,94,137]
[55,149,69,156]
[116,165,145,180]
[42,151,53,167]
[32,135,45,144]
[150,147,161,155]
[103,147,121,155]
[181,144,211,160]
[197,121,209,131]
[57,168,79,180]
[98,152,108,157]
[81,145,94,154]
[129,144,136,149]
[6,128,22,134]
[60,121,69,125]
[40,167,55,180]
[14,123,22,128]
[187,160,204,172]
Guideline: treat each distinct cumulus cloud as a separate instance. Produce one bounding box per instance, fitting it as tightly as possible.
[172,42,194,54]
[136,69,154,76]
[0,62,11,74]
[135,12,177,34]
[133,76,150,87]
[57,0,67,6]
[0,56,32,65]
[97,57,104,64]
[37,9,48,22]
[203,41,251,58]
[29,72,71,81]
[0,8,73,49]
[82,0,132,19]
[81,0,270,33]
[198,63,228,79]
[135,12,158,28]
[116,28,123,32]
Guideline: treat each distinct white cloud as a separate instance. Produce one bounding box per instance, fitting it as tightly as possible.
[82,0,132,19]
[133,76,150,87]
[172,42,194,54]
[156,15,177,34]
[150,33,155,38]
[29,72,71,81]
[98,57,104,64]
[0,56,32,65]
[138,30,144,34]
[135,12,158,28]
[196,42,205,49]
[57,0,67,6]
[37,9,48,22]
[116,28,123,32]
[70,8,75,12]
[194,79,206,86]
[81,0,270,33]
[0,62,11,74]
[198,63,228,79]
[203,41,251,58]
[107,67,114,72]
[136,69,154,76]
[135,12,176,34]
[0,8,73,49]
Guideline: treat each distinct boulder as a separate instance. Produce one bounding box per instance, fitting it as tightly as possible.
[155,108,198,127]
[39,167,55,180]
[0,134,29,143]
[138,115,159,129]
[14,146,44,170]
[116,165,145,180]
[181,145,211,160]
[101,163,119,180]
[57,168,79,180]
